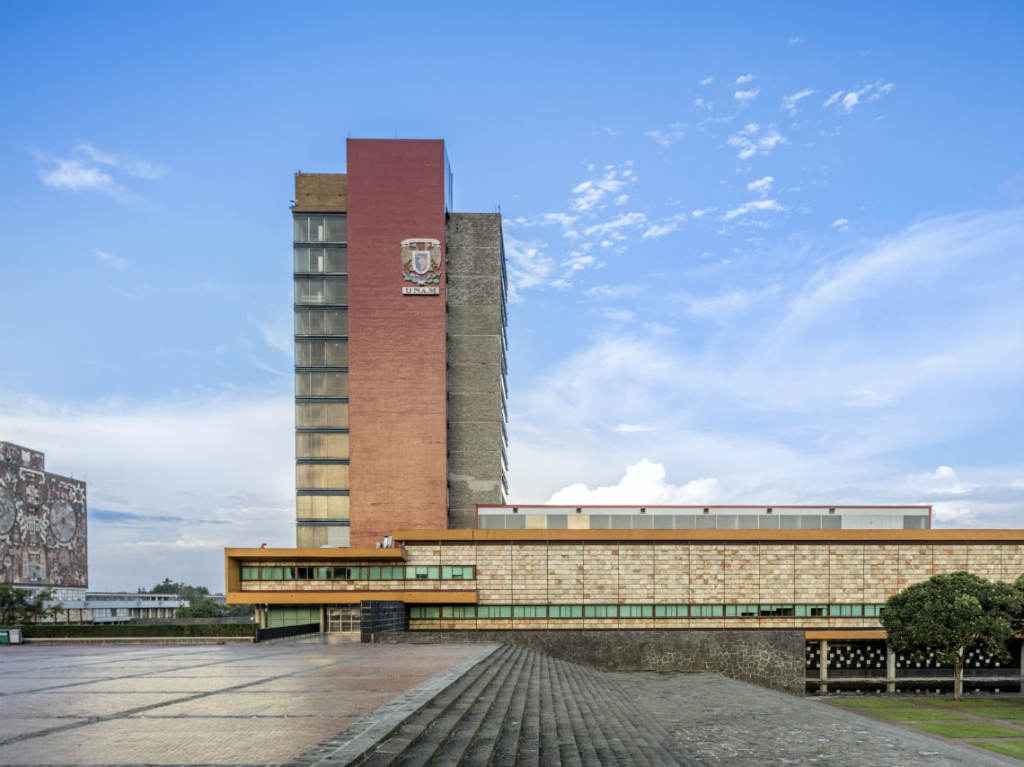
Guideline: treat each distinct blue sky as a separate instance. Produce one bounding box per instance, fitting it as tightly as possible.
[1,1,1021,592]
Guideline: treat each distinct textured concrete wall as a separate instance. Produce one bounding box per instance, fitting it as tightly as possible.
[445,213,507,530]
[384,629,807,695]
[404,538,1024,631]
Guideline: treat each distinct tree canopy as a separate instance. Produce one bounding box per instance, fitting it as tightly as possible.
[881,571,1022,700]
[142,579,252,618]
[0,582,62,625]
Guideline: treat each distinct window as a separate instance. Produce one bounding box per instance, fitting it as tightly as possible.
[583,605,617,618]
[441,606,476,619]
[294,246,347,274]
[549,605,582,618]
[295,308,347,336]
[406,566,440,580]
[241,567,259,580]
[294,214,346,243]
[296,372,348,397]
[410,606,440,619]
[295,464,349,489]
[295,277,348,306]
[477,605,512,619]
[295,494,349,519]
[296,432,349,459]
[295,402,349,429]
[295,340,349,368]
[619,605,653,618]
[513,605,547,618]
[654,605,687,618]
[441,566,475,580]
[691,605,723,618]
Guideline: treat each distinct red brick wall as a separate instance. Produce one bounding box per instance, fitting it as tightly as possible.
[347,139,449,546]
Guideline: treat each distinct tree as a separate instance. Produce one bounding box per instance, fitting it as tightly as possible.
[142,579,252,619]
[0,582,62,625]
[881,571,1021,700]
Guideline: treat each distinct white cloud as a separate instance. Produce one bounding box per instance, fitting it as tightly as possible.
[571,163,635,212]
[584,211,648,237]
[782,88,814,115]
[645,122,686,148]
[95,250,128,270]
[503,233,553,301]
[727,124,787,159]
[746,176,774,196]
[614,194,629,206]
[832,218,850,230]
[824,81,895,114]
[699,76,713,86]
[736,73,754,84]
[547,459,719,505]
[691,208,713,219]
[721,199,786,221]
[35,143,163,204]
[734,89,760,102]
[789,37,803,44]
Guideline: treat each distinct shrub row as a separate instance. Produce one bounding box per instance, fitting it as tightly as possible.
[22,623,255,638]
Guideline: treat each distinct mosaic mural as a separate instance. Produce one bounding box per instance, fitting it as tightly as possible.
[0,442,87,588]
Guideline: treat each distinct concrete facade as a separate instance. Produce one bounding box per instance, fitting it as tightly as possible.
[445,213,508,530]
[226,529,1024,635]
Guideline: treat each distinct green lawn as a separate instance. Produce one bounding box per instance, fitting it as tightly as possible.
[907,721,1022,739]
[829,697,912,709]
[973,741,1024,760]
[863,708,967,721]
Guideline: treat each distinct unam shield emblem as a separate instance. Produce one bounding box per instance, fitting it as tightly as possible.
[401,238,442,285]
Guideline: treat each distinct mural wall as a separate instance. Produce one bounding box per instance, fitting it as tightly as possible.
[0,441,88,589]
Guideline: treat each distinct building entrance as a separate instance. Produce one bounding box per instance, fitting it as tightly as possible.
[327,605,360,635]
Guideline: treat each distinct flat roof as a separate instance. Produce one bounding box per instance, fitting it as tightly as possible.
[392,528,1023,543]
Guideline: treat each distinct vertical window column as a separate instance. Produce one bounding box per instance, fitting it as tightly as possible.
[294,212,350,547]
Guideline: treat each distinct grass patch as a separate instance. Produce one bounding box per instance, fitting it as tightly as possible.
[974,707,1024,720]
[907,721,1023,739]
[866,708,967,721]
[829,697,914,709]
[973,740,1024,760]
[925,697,1022,708]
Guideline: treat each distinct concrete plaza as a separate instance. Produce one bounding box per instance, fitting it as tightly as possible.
[0,640,1018,767]
[0,639,488,766]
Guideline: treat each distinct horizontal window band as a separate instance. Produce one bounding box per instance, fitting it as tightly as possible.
[295,397,349,404]
[295,428,349,434]
[296,489,350,496]
[295,458,350,465]
[295,519,350,527]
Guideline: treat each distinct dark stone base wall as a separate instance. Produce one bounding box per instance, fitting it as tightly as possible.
[360,601,408,642]
[381,629,806,695]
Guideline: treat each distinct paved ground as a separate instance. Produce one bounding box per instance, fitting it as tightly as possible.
[616,672,1020,767]
[0,638,490,766]
[1,640,1019,767]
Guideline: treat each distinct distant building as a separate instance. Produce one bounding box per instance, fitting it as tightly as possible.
[43,592,189,624]
[0,441,87,598]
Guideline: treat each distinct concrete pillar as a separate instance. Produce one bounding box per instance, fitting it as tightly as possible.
[820,640,829,695]
[887,647,896,694]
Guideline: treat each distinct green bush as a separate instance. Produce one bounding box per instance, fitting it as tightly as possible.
[22,623,254,639]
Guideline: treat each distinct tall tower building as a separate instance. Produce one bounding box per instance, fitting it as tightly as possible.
[292,139,507,547]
